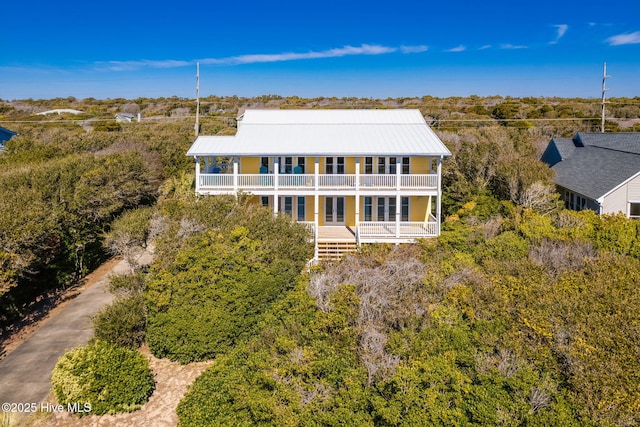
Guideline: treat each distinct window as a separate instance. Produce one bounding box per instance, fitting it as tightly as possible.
[364,157,373,174]
[297,197,306,221]
[389,197,396,219]
[389,157,397,175]
[364,197,372,221]
[402,157,410,174]
[297,157,305,173]
[564,190,588,211]
[261,196,269,207]
[377,198,385,221]
[326,157,334,174]
[576,195,587,211]
[401,197,409,221]
[283,196,293,216]
[326,157,345,174]
[630,203,640,219]
[378,157,386,174]
[283,157,293,174]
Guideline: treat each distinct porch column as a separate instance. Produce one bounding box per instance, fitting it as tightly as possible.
[195,156,201,193]
[437,156,443,236]
[273,157,279,215]
[396,157,401,238]
[355,157,360,234]
[314,157,319,259]
[233,157,239,196]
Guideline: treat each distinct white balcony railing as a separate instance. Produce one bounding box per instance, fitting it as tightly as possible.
[279,174,315,188]
[359,175,396,188]
[238,174,274,188]
[198,173,438,192]
[358,221,437,239]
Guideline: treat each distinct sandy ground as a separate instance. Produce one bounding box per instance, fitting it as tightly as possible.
[19,346,213,427]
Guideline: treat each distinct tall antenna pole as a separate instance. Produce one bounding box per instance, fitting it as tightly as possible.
[195,62,201,138]
[601,62,611,133]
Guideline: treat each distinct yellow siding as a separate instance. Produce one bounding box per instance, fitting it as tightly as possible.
[345,196,356,226]
[304,196,314,221]
[411,196,428,221]
[241,157,260,174]
[345,157,356,174]
[411,157,432,174]
[318,196,325,226]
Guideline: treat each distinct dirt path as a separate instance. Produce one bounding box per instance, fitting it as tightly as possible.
[1,257,122,361]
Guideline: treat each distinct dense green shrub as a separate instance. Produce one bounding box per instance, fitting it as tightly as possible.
[51,340,154,416]
[178,208,640,425]
[146,197,313,363]
[92,293,146,348]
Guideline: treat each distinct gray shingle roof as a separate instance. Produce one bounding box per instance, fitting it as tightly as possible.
[548,132,640,199]
[576,132,640,154]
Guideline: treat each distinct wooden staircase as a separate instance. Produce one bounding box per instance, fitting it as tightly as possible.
[316,226,358,262]
[317,240,357,262]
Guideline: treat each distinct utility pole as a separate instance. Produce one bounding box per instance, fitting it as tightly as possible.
[195,62,200,138]
[601,62,611,133]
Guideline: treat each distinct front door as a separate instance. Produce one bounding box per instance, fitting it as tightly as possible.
[325,196,345,225]
[377,197,396,222]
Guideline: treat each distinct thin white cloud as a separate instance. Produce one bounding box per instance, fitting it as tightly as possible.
[207,44,397,65]
[445,45,466,53]
[501,43,528,49]
[98,59,191,72]
[400,45,428,53]
[550,24,569,44]
[95,44,428,71]
[606,31,640,46]
[478,45,492,50]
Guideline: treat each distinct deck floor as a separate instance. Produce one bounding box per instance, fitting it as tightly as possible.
[317,226,356,241]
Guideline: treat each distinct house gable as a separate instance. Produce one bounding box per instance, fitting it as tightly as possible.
[542,132,640,216]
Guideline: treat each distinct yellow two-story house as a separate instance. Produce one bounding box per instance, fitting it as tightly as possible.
[187,109,451,260]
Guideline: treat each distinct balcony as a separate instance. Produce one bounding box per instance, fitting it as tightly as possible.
[197,173,438,194]
[357,220,437,242]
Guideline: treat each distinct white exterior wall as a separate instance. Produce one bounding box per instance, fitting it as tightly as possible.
[602,186,628,215]
[602,174,640,216]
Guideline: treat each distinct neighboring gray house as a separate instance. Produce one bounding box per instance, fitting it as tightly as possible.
[541,132,640,218]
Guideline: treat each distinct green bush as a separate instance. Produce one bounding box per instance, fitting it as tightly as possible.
[51,340,155,416]
[146,225,307,363]
[92,293,146,348]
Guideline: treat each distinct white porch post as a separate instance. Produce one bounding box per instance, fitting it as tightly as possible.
[355,157,360,241]
[273,157,279,215]
[437,156,443,236]
[314,156,319,260]
[233,157,239,196]
[195,156,201,193]
[395,157,401,238]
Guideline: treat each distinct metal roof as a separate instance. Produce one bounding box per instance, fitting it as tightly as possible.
[187,109,451,157]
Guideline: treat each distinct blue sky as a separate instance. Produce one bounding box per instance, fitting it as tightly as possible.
[1,0,639,100]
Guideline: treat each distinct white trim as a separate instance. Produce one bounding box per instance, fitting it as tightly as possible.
[599,170,640,200]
